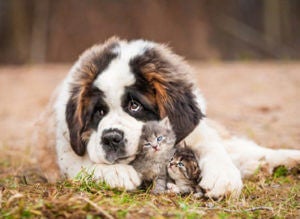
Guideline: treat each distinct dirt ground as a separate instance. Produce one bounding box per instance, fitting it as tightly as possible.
[0,61,299,153]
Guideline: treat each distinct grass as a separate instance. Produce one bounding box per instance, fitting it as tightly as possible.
[0,150,299,218]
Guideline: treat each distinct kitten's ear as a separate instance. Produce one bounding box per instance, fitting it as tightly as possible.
[177,141,186,148]
[161,117,172,129]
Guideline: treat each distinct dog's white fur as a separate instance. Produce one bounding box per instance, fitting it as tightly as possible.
[88,52,141,164]
[34,38,300,198]
[224,137,300,178]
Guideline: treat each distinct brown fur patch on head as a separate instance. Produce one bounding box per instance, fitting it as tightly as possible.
[141,66,169,118]
[66,37,120,156]
[72,37,120,123]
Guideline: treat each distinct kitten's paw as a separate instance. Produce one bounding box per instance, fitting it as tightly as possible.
[200,158,243,199]
[166,182,180,194]
[93,164,141,191]
[193,191,204,198]
[151,178,168,194]
[151,187,166,195]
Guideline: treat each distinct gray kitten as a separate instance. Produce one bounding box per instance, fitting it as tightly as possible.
[131,117,176,194]
[167,145,203,197]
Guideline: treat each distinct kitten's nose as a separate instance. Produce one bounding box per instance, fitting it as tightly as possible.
[152,145,159,151]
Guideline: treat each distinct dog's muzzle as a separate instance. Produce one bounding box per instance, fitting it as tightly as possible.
[101,128,126,163]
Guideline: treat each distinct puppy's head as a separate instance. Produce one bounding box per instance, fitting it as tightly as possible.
[65,37,204,164]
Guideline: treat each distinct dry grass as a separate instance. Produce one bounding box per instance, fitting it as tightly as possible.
[0,150,299,219]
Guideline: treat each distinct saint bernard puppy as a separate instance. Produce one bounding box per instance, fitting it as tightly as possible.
[35,37,300,199]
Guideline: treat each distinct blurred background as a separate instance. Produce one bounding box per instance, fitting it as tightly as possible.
[0,0,300,64]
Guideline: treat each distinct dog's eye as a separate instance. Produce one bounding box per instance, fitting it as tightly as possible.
[128,100,142,113]
[95,109,105,118]
[98,110,105,116]
[90,108,106,130]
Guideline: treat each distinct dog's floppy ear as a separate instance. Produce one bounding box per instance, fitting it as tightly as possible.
[66,95,87,156]
[139,48,205,143]
[145,69,204,144]
[161,86,203,143]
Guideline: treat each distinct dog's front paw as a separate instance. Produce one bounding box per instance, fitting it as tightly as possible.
[93,164,141,190]
[200,157,243,199]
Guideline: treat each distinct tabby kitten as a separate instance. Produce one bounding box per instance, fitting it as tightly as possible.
[131,117,176,194]
[167,146,203,196]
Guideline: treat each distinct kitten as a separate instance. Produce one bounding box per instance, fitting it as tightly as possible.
[131,117,176,194]
[167,145,203,197]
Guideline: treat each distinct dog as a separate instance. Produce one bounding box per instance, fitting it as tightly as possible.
[34,37,300,199]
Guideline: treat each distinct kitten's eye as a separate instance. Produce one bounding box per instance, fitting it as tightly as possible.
[128,100,142,113]
[144,142,151,147]
[177,162,184,167]
[157,136,163,142]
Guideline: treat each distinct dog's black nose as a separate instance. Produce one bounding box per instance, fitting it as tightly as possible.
[101,129,124,148]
